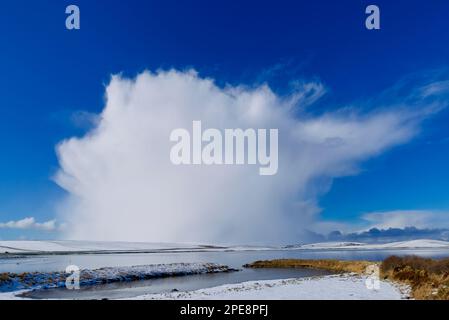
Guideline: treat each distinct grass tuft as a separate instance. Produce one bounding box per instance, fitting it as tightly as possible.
[381,255,449,300]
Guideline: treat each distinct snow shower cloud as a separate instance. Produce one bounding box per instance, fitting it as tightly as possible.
[54,69,449,244]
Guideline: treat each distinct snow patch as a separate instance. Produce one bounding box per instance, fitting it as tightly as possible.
[130,274,410,300]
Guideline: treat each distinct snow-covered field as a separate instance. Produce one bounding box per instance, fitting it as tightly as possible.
[288,239,449,250]
[0,240,274,254]
[0,240,215,254]
[0,273,411,300]
[130,274,410,300]
[1,239,448,255]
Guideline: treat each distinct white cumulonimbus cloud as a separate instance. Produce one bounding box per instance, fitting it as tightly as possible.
[54,69,449,244]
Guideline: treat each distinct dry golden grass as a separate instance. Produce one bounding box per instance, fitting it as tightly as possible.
[381,255,449,300]
[244,259,376,274]
[0,273,10,282]
[245,256,449,300]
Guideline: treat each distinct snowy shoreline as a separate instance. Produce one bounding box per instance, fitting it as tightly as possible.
[127,274,411,300]
[0,273,411,300]
[0,263,236,293]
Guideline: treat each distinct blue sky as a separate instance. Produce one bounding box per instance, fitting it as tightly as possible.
[1,0,449,240]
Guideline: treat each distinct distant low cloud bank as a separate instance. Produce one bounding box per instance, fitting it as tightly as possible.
[322,227,449,243]
[308,210,449,243]
[0,217,58,231]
